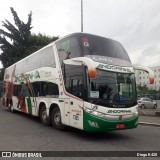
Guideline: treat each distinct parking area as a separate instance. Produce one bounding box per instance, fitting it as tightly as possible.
[138,100,160,124]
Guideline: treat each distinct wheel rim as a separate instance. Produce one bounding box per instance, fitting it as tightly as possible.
[42,110,47,122]
[54,111,61,126]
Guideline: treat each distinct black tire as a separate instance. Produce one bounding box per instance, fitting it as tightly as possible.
[153,104,157,109]
[40,105,51,125]
[8,100,14,113]
[51,107,66,130]
[141,104,145,109]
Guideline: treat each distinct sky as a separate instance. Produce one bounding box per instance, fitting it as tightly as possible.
[0,0,160,68]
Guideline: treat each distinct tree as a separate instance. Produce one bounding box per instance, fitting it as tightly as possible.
[137,84,148,96]
[0,7,58,80]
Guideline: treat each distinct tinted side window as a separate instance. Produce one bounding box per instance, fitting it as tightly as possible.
[48,82,59,95]
[19,84,30,97]
[13,85,21,96]
[13,84,30,97]
[32,82,59,97]
[32,82,41,97]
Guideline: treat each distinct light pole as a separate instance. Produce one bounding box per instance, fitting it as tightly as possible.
[81,0,83,32]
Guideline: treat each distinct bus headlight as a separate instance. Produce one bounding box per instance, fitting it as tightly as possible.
[133,111,138,117]
[133,107,139,116]
[133,107,139,117]
[83,107,105,118]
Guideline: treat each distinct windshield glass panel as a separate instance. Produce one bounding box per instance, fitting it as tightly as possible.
[88,69,136,108]
[77,34,131,62]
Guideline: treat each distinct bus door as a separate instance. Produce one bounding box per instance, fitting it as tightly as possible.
[69,98,83,130]
[62,97,83,129]
[69,78,84,130]
[63,98,70,126]
[62,64,84,129]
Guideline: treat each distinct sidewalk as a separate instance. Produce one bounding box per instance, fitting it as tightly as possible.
[139,115,160,127]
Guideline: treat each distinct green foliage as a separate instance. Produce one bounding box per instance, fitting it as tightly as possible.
[0,7,58,80]
[137,84,148,96]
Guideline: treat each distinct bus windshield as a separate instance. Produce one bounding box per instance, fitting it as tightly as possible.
[88,69,137,108]
[78,33,131,63]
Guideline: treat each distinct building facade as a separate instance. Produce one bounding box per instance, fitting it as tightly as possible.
[135,66,160,91]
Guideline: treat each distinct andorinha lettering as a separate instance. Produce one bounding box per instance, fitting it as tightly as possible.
[98,64,131,72]
[107,110,132,114]
[14,70,40,82]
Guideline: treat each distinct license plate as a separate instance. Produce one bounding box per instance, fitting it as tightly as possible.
[116,124,125,129]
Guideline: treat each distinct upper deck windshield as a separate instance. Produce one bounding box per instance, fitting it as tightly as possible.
[88,69,137,108]
[56,33,131,64]
[78,33,131,63]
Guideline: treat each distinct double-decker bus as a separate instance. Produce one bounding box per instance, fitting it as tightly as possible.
[2,33,154,132]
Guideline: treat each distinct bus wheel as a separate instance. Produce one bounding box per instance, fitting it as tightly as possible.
[51,107,65,130]
[40,106,51,125]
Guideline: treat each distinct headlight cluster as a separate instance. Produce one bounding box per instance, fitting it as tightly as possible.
[84,107,139,121]
[83,107,105,118]
[133,107,139,116]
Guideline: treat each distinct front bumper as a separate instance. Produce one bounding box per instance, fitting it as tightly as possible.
[83,111,138,132]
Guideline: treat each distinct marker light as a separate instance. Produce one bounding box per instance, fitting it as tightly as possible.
[88,69,96,78]
[149,77,154,84]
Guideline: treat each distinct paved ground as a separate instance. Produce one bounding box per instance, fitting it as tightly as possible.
[139,116,160,125]
[0,105,160,160]
[138,100,160,125]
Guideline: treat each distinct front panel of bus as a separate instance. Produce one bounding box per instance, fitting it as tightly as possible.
[56,33,138,132]
[83,68,138,132]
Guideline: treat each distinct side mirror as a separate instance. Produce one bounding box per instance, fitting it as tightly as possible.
[88,69,96,78]
[133,65,155,84]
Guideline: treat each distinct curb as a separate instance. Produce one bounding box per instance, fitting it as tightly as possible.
[138,122,160,127]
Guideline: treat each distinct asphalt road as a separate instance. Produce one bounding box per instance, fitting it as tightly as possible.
[0,105,160,160]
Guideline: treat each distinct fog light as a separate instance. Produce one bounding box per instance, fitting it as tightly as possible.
[133,111,139,117]
[88,120,99,128]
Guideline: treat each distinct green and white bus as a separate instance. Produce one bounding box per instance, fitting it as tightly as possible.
[2,33,154,132]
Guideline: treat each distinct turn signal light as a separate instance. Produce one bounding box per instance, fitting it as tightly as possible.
[88,69,96,78]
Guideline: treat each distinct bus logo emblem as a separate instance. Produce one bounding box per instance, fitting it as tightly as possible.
[119,115,123,120]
